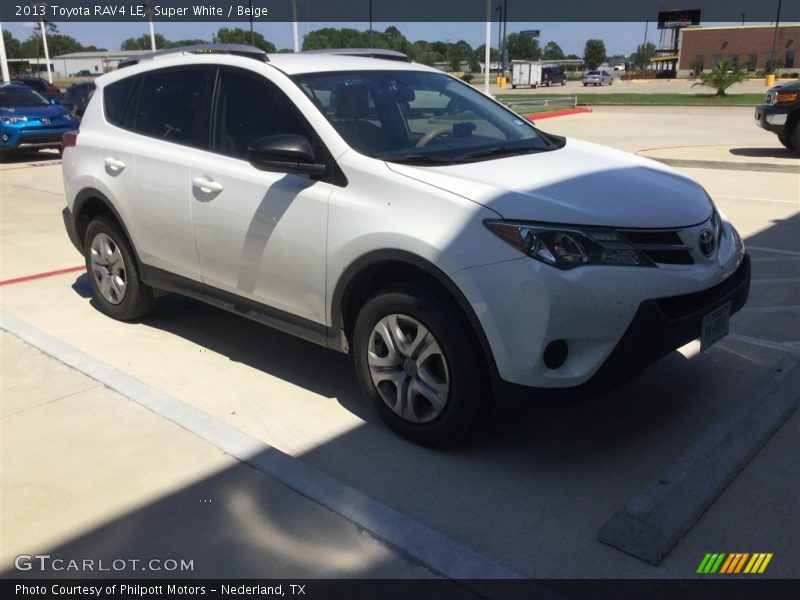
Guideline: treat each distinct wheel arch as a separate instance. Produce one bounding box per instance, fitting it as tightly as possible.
[331,250,501,389]
[72,189,141,263]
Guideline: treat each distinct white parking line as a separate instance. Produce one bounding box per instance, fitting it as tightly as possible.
[747,246,800,256]
[750,257,800,263]
[0,310,523,582]
[751,278,800,285]
[714,195,800,206]
[724,334,800,355]
[742,306,800,314]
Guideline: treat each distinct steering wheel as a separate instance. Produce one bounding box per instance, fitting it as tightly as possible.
[416,126,452,148]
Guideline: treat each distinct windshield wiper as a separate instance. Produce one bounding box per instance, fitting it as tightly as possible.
[377,153,455,165]
[452,145,547,162]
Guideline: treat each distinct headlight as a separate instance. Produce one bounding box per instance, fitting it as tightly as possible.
[0,116,28,124]
[484,220,654,269]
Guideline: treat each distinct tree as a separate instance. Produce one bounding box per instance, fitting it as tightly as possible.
[476,44,500,63]
[2,30,21,59]
[583,39,606,70]
[542,41,564,61]
[629,42,656,71]
[691,60,748,96]
[121,33,170,50]
[506,33,540,61]
[213,28,276,52]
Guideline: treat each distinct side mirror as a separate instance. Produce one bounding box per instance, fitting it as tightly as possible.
[247,134,326,177]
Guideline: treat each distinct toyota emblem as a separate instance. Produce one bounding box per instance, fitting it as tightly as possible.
[699,229,715,257]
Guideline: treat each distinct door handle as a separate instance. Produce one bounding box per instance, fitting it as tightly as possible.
[103,157,126,171]
[192,177,224,194]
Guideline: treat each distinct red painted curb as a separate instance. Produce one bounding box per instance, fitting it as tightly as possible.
[0,265,86,287]
[525,107,593,120]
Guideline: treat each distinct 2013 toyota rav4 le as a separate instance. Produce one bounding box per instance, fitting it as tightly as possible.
[61,46,750,446]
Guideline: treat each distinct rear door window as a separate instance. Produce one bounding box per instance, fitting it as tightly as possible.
[127,67,212,148]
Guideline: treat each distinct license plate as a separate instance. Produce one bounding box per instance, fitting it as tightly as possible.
[701,302,731,352]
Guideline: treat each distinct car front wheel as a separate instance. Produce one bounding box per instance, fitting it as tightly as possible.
[353,284,490,446]
[85,216,156,320]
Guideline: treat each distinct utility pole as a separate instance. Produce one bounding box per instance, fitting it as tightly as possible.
[142,2,156,50]
[484,0,491,94]
[0,22,10,83]
[369,0,373,49]
[292,0,299,52]
[248,0,255,45]
[502,0,508,75]
[770,0,782,72]
[496,6,502,76]
[38,9,52,84]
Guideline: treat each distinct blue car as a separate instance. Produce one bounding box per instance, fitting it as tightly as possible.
[0,82,78,161]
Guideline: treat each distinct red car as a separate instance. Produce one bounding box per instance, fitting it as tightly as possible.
[12,77,61,101]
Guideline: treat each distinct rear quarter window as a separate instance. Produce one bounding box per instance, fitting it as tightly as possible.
[103,77,136,126]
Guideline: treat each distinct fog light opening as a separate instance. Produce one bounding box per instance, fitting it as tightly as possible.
[543,340,568,370]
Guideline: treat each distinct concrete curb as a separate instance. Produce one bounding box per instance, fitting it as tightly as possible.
[0,310,525,583]
[598,358,800,565]
[642,157,800,173]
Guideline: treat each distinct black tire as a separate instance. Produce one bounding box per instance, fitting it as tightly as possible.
[786,123,800,154]
[778,133,795,151]
[561,80,566,86]
[84,216,156,321]
[353,283,491,446]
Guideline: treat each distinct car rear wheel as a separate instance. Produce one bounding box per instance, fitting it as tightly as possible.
[85,216,156,321]
[353,283,491,446]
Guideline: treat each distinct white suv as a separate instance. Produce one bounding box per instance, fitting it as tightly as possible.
[62,46,750,445]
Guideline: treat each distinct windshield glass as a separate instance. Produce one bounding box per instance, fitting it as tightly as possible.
[0,86,49,108]
[293,70,556,164]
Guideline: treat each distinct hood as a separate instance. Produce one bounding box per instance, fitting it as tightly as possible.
[0,104,71,119]
[385,138,713,228]
[768,80,800,93]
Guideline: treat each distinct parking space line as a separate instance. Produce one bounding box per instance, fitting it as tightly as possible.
[724,334,800,355]
[746,246,800,256]
[750,257,800,263]
[0,310,523,582]
[599,358,800,565]
[714,195,800,205]
[0,266,85,287]
[751,278,800,284]
[742,306,800,314]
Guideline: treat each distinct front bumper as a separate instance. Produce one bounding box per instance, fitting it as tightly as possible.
[754,104,791,134]
[452,216,748,391]
[0,126,73,151]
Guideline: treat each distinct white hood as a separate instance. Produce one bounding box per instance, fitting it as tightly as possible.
[386,138,713,228]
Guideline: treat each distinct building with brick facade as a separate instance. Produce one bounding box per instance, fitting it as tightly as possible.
[678,24,799,76]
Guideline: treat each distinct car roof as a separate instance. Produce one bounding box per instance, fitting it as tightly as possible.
[112,48,436,76]
[267,52,435,75]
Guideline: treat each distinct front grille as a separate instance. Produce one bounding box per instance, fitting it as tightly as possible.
[17,132,63,144]
[619,229,694,265]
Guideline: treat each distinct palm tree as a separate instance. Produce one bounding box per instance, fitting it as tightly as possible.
[692,61,748,96]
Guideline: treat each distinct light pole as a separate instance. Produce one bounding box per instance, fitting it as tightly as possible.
[291,0,299,52]
[770,0,782,73]
[142,2,156,51]
[484,0,491,94]
[495,6,502,77]
[0,22,10,83]
[502,0,508,75]
[248,0,255,45]
[35,4,52,84]
[369,0,373,49]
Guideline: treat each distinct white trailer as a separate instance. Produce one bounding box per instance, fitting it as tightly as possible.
[511,61,542,89]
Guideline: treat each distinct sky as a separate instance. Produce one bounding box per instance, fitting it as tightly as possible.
[3,21,681,57]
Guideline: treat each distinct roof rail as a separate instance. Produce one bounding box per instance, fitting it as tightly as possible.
[300,48,411,62]
[118,44,268,69]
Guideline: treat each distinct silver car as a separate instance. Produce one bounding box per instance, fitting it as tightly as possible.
[582,69,613,86]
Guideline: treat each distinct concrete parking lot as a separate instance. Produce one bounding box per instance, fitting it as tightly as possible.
[490,76,780,95]
[1,106,798,583]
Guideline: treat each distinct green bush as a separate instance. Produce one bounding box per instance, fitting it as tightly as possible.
[461,72,473,83]
[755,69,766,77]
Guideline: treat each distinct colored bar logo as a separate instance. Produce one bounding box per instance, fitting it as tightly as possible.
[697,553,773,574]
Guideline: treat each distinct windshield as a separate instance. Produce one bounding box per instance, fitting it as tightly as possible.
[293,70,558,164]
[587,71,600,75]
[64,85,94,105]
[0,86,49,108]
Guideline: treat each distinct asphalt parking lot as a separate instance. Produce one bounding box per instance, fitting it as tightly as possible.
[1,106,798,583]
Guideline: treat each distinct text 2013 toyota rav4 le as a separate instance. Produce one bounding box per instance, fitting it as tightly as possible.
[61,46,750,446]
